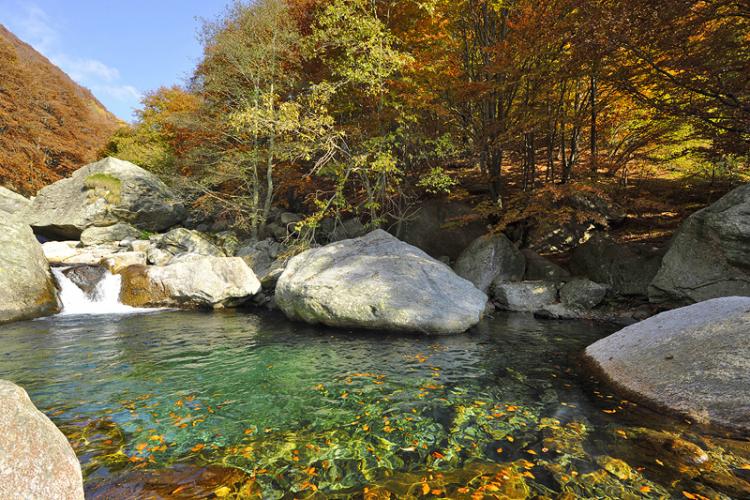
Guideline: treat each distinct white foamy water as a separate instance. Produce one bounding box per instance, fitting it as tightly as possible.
[52,267,152,316]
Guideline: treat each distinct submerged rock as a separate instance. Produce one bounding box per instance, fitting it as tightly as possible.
[650,184,750,304]
[276,230,488,334]
[454,233,526,293]
[21,157,185,239]
[0,380,84,499]
[120,257,261,309]
[0,220,59,323]
[585,297,750,434]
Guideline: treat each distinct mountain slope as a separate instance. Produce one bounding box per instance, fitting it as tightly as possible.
[0,24,121,195]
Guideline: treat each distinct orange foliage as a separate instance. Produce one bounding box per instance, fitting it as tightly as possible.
[0,25,120,195]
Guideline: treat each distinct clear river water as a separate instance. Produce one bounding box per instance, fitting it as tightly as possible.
[0,310,748,498]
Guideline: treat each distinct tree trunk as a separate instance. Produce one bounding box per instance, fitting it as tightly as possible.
[590,63,599,175]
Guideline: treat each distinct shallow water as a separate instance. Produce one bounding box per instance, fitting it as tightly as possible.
[1,310,748,498]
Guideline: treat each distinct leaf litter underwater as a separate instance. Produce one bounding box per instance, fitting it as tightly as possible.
[1,310,749,499]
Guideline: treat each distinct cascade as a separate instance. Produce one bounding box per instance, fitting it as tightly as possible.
[51,267,146,315]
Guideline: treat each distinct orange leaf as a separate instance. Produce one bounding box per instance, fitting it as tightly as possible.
[191,443,205,452]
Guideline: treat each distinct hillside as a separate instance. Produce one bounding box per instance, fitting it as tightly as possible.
[0,24,121,195]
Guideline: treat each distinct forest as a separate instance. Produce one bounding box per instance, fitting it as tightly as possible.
[105,0,750,245]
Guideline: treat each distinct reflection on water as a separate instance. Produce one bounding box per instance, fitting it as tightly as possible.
[0,310,748,498]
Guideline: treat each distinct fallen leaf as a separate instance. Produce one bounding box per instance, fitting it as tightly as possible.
[191,443,205,452]
[214,486,231,497]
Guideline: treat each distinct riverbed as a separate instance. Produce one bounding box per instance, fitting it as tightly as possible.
[1,310,748,498]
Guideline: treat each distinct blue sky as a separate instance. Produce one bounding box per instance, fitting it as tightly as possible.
[0,1,230,121]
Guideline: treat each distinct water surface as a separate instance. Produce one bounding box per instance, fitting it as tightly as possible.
[1,310,748,498]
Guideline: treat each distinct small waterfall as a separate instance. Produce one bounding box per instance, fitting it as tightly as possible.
[52,267,146,315]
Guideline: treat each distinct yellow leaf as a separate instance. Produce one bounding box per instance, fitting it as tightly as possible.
[421,483,430,495]
[506,436,515,442]
[214,486,231,497]
[640,486,652,493]
[135,443,148,452]
[740,464,750,470]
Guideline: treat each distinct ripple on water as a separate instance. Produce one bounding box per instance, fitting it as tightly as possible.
[0,310,748,498]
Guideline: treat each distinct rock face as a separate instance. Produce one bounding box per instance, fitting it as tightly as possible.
[22,157,185,239]
[80,222,142,246]
[0,186,31,214]
[585,297,750,434]
[522,249,571,281]
[237,238,286,288]
[393,199,488,260]
[454,233,526,293]
[649,184,750,304]
[276,230,488,334]
[120,257,261,309]
[0,220,59,323]
[571,234,662,297]
[0,380,84,499]
[156,228,225,259]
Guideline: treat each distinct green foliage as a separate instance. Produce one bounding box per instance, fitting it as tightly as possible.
[417,167,457,195]
[84,172,122,204]
[103,126,175,176]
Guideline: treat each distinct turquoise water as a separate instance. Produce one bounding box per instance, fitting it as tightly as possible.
[1,310,748,498]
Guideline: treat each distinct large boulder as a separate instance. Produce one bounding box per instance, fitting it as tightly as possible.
[454,233,526,293]
[237,238,286,288]
[0,186,31,214]
[120,257,261,309]
[522,249,571,282]
[393,199,488,260]
[276,230,488,334]
[0,220,60,323]
[0,380,84,499]
[571,233,662,297]
[649,184,750,304]
[585,297,750,434]
[21,157,185,239]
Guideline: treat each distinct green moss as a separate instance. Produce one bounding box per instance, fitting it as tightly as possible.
[84,173,122,205]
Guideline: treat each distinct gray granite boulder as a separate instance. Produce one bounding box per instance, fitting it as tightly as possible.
[522,249,571,281]
[154,228,225,262]
[560,278,608,309]
[585,297,750,434]
[650,184,750,304]
[493,281,559,312]
[21,157,185,239]
[0,380,84,499]
[0,220,59,323]
[454,233,526,293]
[80,222,142,246]
[0,186,31,214]
[276,230,488,334]
[120,257,261,309]
[571,234,662,297]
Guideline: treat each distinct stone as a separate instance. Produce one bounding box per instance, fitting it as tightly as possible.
[155,228,225,259]
[120,257,261,309]
[61,265,107,298]
[279,212,304,226]
[147,247,174,266]
[0,380,84,499]
[0,220,60,323]
[214,230,240,256]
[130,240,152,253]
[585,297,750,434]
[392,199,488,260]
[329,218,368,242]
[571,233,662,297]
[560,278,608,310]
[650,184,750,304]
[492,281,559,312]
[276,230,488,334]
[237,238,285,288]
[43,242,119,267]
[21,157,185,239]
[0,185,31,214]
[80,222,142,246]
[101,252,147,274]
[522,249,571,281]
[454,233,526,293]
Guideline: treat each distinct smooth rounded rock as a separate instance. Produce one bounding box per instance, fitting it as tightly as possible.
[0,380,84,499]
[0,220,59,323]
[276,230,488,334]
[585,297,750,434]
[454,232,526,293]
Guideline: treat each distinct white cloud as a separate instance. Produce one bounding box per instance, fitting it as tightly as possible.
[0,1,141,119]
